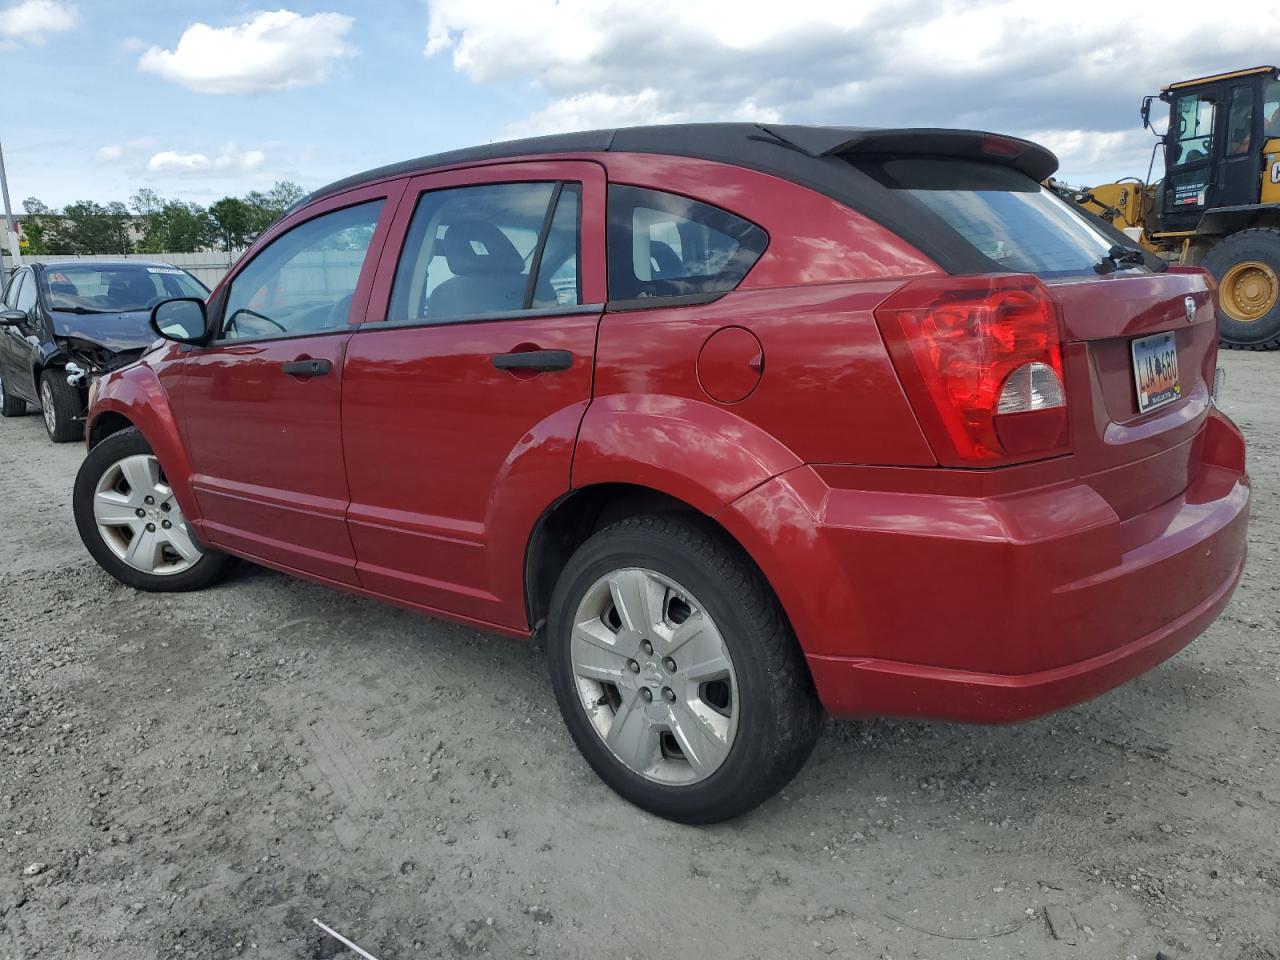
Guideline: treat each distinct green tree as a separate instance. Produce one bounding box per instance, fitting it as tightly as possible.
[243,180,306,238]
[20,198,56,255]
[59,201,132,254]
[207,197,254,252]
[130,189,210,253]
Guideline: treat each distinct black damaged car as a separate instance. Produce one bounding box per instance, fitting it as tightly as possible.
[0,260,208,442]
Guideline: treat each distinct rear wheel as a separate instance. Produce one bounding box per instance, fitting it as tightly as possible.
[73,428,228,592]
[1204,228,1280,350]
[547,514,822,823]
[39,369,83,442]
[0,374,27,417]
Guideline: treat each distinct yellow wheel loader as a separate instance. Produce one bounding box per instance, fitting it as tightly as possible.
[1053,66,1280,350]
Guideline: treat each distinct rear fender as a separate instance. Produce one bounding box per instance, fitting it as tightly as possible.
[571,394,804,516]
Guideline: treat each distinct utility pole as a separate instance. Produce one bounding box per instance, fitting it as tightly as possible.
[0,139,21,285]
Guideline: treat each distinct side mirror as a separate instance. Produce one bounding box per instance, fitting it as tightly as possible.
[0,309,26,327]
[150,298,208,344]
[1140,95,1154,130]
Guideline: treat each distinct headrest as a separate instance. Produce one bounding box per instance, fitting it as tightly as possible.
[107,275,154,301]
[443,221,524,275]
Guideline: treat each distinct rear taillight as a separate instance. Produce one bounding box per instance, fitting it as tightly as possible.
[874,275,1069,466]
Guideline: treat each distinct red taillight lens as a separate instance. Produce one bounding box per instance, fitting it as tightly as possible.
[874,275,1068,465]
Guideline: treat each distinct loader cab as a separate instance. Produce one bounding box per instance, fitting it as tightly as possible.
[1153,66,1280,233]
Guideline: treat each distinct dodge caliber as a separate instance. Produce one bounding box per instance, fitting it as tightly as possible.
[70,125,1251,822]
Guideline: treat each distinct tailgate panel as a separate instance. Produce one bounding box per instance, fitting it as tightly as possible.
[1048,269,1218,506]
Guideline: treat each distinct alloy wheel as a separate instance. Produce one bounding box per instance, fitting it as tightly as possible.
[40,379,56,435]
[570,567,738,785]
[92,454,202,575]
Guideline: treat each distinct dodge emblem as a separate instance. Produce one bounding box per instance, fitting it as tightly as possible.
[1185,295,1196,323]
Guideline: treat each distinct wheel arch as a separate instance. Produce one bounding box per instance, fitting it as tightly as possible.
[87,410,137,448]
[87,368,201,523]
[524,483,705,633]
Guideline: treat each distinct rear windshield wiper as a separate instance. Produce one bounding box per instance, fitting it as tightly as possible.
[1094,244,1149,275]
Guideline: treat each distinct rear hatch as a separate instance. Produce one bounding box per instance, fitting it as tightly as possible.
[1049,268,1218,518]
[845,150,1218,517]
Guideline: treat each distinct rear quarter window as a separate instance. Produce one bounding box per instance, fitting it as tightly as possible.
[607,186,767,303]
[857,157,1133,278]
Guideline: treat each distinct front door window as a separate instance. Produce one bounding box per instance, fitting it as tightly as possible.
[219,200,384,340]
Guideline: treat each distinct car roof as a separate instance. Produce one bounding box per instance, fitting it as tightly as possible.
[299,122,1059,209]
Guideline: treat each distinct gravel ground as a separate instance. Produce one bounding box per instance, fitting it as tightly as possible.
[1,351,1277,960]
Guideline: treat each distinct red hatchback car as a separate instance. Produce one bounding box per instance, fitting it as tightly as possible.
[72,124,1250,822]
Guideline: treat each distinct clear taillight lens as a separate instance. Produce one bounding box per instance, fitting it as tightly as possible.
[997,361,1065,413]
[874,275,1070,466]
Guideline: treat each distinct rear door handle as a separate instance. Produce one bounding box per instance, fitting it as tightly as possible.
[281,358,332,377]
[491,349,573,372]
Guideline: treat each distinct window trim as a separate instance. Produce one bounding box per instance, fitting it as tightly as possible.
[359,300,604,333]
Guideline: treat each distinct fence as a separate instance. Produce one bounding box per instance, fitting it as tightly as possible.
[4,250,246,290]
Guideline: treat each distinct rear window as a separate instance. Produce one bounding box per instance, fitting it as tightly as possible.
[859,158,1135,278]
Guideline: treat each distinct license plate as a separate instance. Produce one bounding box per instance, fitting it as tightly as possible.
[1131,331,1181,414]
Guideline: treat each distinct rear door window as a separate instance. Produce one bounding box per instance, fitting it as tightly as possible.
[858,157,1130,278]
[387,181,583,323]
[606,186,767,302]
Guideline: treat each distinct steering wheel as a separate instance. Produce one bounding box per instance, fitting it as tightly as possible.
[226,307,287,335]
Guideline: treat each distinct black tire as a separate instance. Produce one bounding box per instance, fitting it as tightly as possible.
[73,427,229,592]
[1203,228,1280,350]
[547,514,822,823]
[0,374,27,417]
[39,368,83,442]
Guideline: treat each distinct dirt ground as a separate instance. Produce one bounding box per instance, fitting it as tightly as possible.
[1,351,1277,960]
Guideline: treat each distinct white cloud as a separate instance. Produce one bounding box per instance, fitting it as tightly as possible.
[0,0,75,43]
[425,0,1280,182]
[95,144,124,162]
[138,9,354,94]
[148,147,267,175]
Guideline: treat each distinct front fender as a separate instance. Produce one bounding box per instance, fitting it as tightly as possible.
[87,362,199,525]
[571,394,803,515]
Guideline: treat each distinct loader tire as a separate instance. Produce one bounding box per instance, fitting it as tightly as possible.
[1204,228,1280,350]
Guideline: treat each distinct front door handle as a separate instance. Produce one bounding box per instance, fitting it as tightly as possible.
[281,358,332,378]
[491,349,573,372]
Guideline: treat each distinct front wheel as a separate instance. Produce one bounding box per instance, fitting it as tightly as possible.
[39,369,83,442]
[547,515,822,823]
[73,428,228,592]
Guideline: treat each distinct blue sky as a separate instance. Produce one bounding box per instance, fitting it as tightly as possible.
[4,0,1280,209]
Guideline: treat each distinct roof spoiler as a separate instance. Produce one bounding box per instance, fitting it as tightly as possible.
[758,124,1059,181]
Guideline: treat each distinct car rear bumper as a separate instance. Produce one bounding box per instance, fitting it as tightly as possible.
[719,410,1251,723]
[806,544,1244,722]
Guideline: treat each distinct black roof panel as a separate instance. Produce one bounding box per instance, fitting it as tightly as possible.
[299,122,1059,208]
